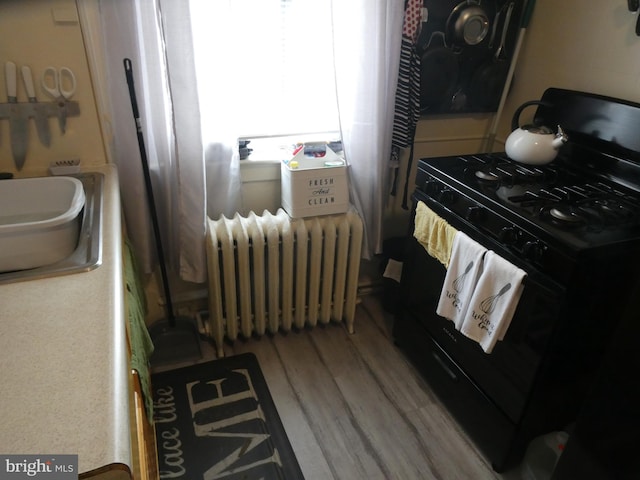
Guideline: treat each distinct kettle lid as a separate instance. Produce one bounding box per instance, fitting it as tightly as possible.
[521,124,554,135]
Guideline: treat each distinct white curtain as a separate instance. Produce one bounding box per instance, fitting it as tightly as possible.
[332,0,404,256]
[94,0,167,278]
[159,0,242,281]
[94,0,402,281]
[96,0,240,284]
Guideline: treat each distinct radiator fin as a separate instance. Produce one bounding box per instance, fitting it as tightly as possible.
[206,207,363,357]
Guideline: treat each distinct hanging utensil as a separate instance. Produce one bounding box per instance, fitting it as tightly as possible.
[629,0,640,34]
[487,3,504,49]
[41,66,76,134]
[5,61,28,170]
[484,0,537,152]
[494,2,514,61]
[22,65,51,147]
[451,87,468,111]
[420,31,459,112]
[446,0,491,47]
[467,1,514,111]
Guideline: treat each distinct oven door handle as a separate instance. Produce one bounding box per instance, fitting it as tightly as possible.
[431,351,459,382]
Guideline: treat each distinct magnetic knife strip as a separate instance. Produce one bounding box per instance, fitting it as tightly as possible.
[0,100,80,137]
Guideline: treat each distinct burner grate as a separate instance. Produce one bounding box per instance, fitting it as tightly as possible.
[490,178,640,231]
[466,155,558,187]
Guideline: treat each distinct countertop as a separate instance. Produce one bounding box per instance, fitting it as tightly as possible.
[0,164,132,478]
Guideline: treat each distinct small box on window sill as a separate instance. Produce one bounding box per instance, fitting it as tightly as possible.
[281,146,349,218]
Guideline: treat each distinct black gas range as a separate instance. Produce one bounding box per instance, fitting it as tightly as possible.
[417,151,640,281]
[394,88,640,473]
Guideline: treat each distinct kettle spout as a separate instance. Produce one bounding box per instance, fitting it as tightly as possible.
[552,125,568,150]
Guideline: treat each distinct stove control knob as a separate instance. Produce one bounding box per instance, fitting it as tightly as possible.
[438,188,456,204]
[424,180,440,196]
[465,206,484,222]
[523,240,546,262]
[499,226,519,245]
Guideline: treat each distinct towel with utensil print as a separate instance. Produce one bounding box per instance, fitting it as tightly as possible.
[460,251,526,353]
[436,232,487,329]
[437,231,527,353]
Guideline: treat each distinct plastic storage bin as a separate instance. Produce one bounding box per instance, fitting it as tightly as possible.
[521,431,569,480]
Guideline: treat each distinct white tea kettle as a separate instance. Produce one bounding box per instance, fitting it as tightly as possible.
[505,101,568,165]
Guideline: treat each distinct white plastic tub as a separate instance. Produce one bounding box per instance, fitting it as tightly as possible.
[0,176,86,272]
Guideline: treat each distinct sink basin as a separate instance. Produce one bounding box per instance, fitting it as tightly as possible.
[1,176,85,272]
[0,173,103,283]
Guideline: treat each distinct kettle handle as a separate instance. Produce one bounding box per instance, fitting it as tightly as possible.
[511,100,553,130]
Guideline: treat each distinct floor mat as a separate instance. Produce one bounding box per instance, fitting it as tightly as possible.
[152,353,305,479]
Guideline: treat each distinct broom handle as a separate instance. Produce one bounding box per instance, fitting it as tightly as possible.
[124,58,176,327]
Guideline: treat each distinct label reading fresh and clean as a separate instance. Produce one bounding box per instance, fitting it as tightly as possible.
[307,176,338,205]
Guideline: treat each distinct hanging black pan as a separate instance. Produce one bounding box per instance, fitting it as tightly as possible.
[468,1,514,110]
[446,0,491,47]
[420,31,460,112]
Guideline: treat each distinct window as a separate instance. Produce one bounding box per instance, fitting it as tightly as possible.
[190,0,341,146]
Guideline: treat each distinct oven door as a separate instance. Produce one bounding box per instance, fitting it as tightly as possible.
[395,206,567,469]
[400,235,564,420]
[398,191,567,420]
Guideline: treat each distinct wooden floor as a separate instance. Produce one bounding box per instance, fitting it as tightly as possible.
[180,294,521,480]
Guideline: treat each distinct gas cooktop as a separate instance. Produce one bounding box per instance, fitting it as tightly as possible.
[418,153,640,253]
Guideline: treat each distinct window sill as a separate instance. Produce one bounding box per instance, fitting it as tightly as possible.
[240,158,281,165]
[239,133,341,163]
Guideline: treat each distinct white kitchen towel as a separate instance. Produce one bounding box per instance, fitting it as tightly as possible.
[460,251,527,353]
[436,231,487,328]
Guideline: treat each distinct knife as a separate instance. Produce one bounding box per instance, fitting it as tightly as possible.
[21,65,51,147]
[5,61,28,170]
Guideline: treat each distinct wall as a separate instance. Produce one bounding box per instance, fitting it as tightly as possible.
[496,0,640,139]
[0,0,106,177]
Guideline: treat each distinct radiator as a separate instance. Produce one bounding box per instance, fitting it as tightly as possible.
[206,207,363,357]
